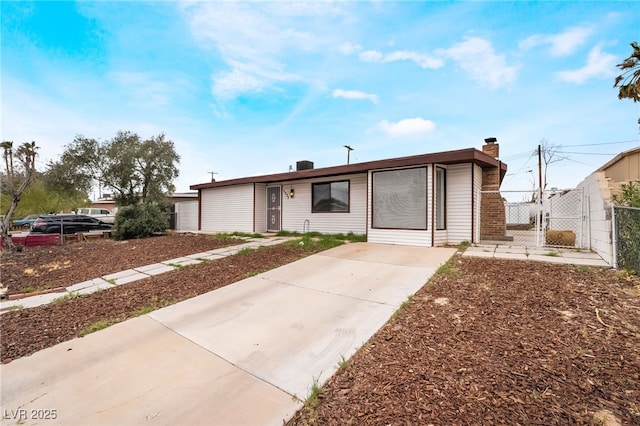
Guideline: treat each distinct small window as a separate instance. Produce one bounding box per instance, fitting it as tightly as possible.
[312,180,350,212]
[436,167,446,230]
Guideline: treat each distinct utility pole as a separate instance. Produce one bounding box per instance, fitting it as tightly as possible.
[536,144,543,246]
[208,171,218,182]
[344,145,354,165]
[537,145,542,195]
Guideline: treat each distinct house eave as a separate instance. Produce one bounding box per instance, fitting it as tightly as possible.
[596,146,640,173]
[190,147,507,190]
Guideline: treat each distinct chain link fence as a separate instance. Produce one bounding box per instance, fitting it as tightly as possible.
[613,205,640,274]
[481,188,586,248]
[500,190,538,246]
[542,188,584,247]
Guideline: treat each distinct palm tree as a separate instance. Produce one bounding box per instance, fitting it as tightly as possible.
[614,42,640,102]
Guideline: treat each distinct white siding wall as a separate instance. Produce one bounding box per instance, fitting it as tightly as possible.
[200,184,255,233]
[576,172,613,265]
[473,164,483,243]
[175,200,198,231]
[280,174,367,234]
[367,165,432,247]
[254,184,267,233]
[435,163,473,245]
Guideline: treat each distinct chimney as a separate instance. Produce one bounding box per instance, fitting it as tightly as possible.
[296,160,314,171]
[483,137,499,159]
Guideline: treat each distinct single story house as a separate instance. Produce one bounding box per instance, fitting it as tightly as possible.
[190,140,508,247]
[574,145,640,264]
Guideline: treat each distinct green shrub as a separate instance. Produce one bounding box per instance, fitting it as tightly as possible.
[112,202,168,240]
[613,179,640,208]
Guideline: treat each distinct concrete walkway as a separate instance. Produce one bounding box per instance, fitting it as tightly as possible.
[463,243,610,267]
[0,243,455,426]
[0,236,291,313]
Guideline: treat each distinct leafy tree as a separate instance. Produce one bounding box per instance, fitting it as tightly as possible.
[0,178,90,217]
[1,141,38,251]
[43,158,94,201]
[112,202,168,240]
[614,42,640,102]
[56,131,180,206]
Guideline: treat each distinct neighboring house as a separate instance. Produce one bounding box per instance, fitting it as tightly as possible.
[170,192,199,231]
[190,140,508,247]
[90,198,117,212]
[574,146,640,264]
[90,192,199,231]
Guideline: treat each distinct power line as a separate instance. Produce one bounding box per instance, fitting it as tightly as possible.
[560,139,638,148]
[556,155,596,167]
[500,139,637,161]
[555,151,620,156]
[502,150,536,161]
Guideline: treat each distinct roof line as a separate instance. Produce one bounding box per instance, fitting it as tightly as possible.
[596,145,640,172]
[191,147,506,190]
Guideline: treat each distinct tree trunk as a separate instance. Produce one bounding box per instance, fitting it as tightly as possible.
[1,175,34,252]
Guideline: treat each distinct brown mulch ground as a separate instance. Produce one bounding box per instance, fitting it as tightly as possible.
[0,233,239,295]
[1,239,324,361]
[2,239,639,424]
[288,257,640,425]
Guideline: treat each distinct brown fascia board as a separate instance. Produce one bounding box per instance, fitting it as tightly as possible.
[190,147,507,190]
[596,146,640,172]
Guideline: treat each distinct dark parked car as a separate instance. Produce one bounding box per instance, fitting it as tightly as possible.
[30,214,113,234]
[12,214,40,228]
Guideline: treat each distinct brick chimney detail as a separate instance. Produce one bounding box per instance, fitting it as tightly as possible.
[482,137,499,159]
[479,138,510,241]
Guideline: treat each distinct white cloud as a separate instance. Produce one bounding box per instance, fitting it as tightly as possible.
[555,45,617,84]
[377,117,436,138]
[332,89,378,104]
[338,42,362,55]
[520,26,593,57]
[438,37,517,89]
[359,50,384,62]
[384,51,444,69]
[109,71,187,106]
[181,2,346,101]
[359,49,443,69]
[212,69,264,99]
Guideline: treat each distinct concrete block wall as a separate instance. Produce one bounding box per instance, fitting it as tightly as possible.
[576,172,613,265]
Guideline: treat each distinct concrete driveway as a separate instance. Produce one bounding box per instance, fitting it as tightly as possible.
[1,243,455,426]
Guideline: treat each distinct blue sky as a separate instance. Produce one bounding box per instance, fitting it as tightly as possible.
[2,1,639,196]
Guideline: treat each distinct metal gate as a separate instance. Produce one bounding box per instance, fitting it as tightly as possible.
[480,188,588,248]
[266,186,281,232]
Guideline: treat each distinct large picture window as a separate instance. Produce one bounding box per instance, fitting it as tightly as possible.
[312,180,350,212]
[372,167,427,229]
[436,167,446,230]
